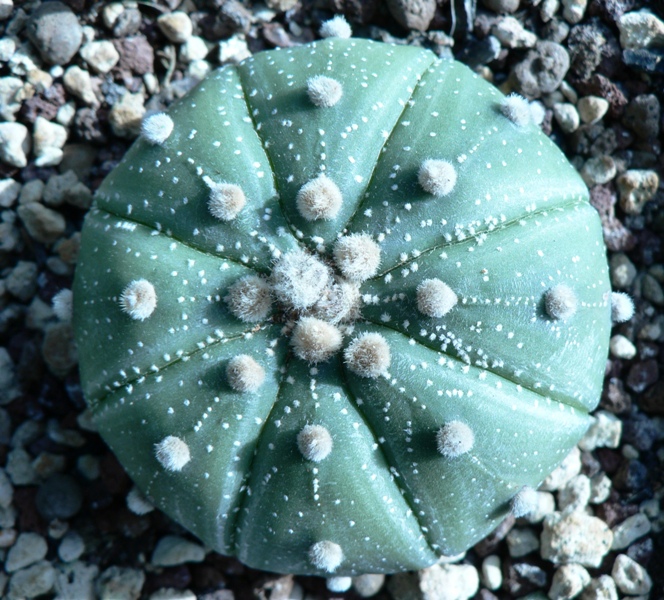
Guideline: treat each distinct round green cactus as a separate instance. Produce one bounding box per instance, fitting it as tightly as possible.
[73,25,612,577]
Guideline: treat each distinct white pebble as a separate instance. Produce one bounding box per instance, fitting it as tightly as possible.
[611,554,652,595]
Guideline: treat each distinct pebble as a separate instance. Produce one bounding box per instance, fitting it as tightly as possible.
[0,0,12,20]
[642,273,664,304]
[504,561,547,595]
[617,10,664,50]
[611,554,652,595]
[481,555,502,590]
[35,473,83,520]
[33,116,67,167]
[541,511,613,567]
[580,156,617,186]
[218,34,251,64]
[79,40,120,74]
[511,41,570,97]
[63,66,98,107]
[8,561,56,599]
[613,459,649,491]
[561,0,586,23]
[16,202,66,244]
[577,96,609,124]
[609,334,637,359]
[557,474,591,512]
[19,178,44,205]
[0,468,12,509]
[541,447,582,491]
[420,564,479,600]
[623,94,660,140]
[54,561,98,600]
[580,575,618,600]
[611,513,652,550]
[157,11,193,44]
[609,253,637,288]
[102,2,124,29]
[109,91,145,137]
[6,532,48,573]
[0,121,30,167]
[553,103,580,133]
[353,573,385,597]
[521,490,556,523]
[386,0,436,31]
[578,411,622,451]
[617,170,659,214]
[6,260,38,302]
[506,527,540,557]
[549,564,591,600]
[58,530,85,562]
[0,77,23,121]
[25,1,82,65]
[180,36,209,63]
[0,178,21,207]
[492,16,538,48]
[43,170,77,206]
[151,535,206,567]
[589,472,612,504]
[96,566,145,600]
[150,589,197,600]
[482,0,520,13]
[626,360,658,394]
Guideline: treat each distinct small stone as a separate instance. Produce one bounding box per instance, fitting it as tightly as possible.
[6,532,48,572]
[642,273,664,305]
[577,96,609,124]
[180,36,209,63]
[609,334,637,359]
[109,92,145,137]
[54,561,98,600]
[5,448,37,485]
[589,472,612,504]
[96,566,145,600]
[611,513,651,550]
[353,573,385,597]
[0,178,21,208]
[33,116,67,167]
[0,121,30,167]
[8,561,56,598]
[506,527,540,557]
[511,41,570,97]
[541,447,581,491]
[58,530,85,562]
[35,473,83,520]
[157,12,193,44]
[19,178,44,205]
[626,360,659,393]
[102,3,124,29]
[419,563,479,600]
[521,491,556,523]
[611,554,652,595]
[150,589,197,600]
[578,411,622,451]
[617,170,659,214]
[561,0,587,23]
[6,260,38,302]
[609,253,637,288]
[25,1,82,65]
[0,468,12,509]
[549,564,591,600]
[386,0,436,31]
[63,66,98,106]
[557,474,591,512]
[79,40,120,74]
[617,10,664,50]
[481,555,502,590]
[553,102,580,133]
[492,16,538,47]
[541,511,613,567]
[580,156,616,187]
[0,77,23,121]
[17,202,66,244]
[218,34,251,64]
[151,535,206,567]
[580,575,618,600]
[504,560,547,596]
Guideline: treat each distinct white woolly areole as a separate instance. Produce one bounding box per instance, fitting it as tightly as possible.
[52,289,73,321]
[344,332,390,378]
[271,249,331,310]
[126,486,154,515]
[544,284,577,320]
[611,291,634,323]
[311,279,361,324]
[226,354,266,393]
[436,421,474,458]
[120,279,157,321]
[292,317,343,363]
[296,174,343,221]
[319,15,352,39]
[297,424,333,462]
[333,234,381,282]
[418,159,457,197]
[417,278,458,318]
[500,93,531,127]
[205,178,246,221]
[307,75,343,108]
[154,435,191,471]
[309,540,343,572]
[141,112,174,144]
[225,275,272,323]
[511,485,539,517]
[326,577,352,592]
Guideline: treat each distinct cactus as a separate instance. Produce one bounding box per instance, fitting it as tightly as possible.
[73,24,612,577]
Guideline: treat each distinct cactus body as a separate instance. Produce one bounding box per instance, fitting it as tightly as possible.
[73,37,611,576]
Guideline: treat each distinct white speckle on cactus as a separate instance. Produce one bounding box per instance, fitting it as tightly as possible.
[544,284,577,320]
[154,435,191,471]
[141,112,174,144]
[297,424,333,462]
[205,178,246,221]
[225,275,272,323]
[292,317,343,364]
[418,159,457,197]
[312,279,361,324]
[326,576,352,592]
[296,174,343,221]
[307,75,343,108]
[319,15,352,39]
[611,292,634,323]
[333,234,381,282]
[500,94,531,127]
[436,421,474,458]
[416,278,458,318]
[309,540,343,572]
[511,485,539,517]
[120,279,157,321]
[271,249,331,310]
[126,486,155,515]
[344,332,390,379]
[52,289,73,321]
[226,354,266,393]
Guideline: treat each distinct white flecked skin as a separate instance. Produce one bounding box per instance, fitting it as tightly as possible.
[73,37,612,576]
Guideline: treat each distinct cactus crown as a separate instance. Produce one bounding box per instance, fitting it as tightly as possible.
[73,19,611,578]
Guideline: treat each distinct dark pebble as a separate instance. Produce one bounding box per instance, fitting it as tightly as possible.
[640,381,664,415]
[623,47,664,74]
[112,7,142,37]
[626,359,659,393]
[25,1,83,66]
[473,514,515,557]
[601,377,633,414]
[113,36,155,75]
[613,459,649,491]
[457,36,502,69]
[595,447,623,474]
[36,473,83,520]
[567,21,608,81]
[622,412,659,451]
[510,40,570,98]
[73,108,109,145]
[588,184,637,252]
[576,73,628,118]
[627,537,653,566]
[581,450,602,477]
[503,560,548,596]
[596,496,639,528]
[623,94,661,141]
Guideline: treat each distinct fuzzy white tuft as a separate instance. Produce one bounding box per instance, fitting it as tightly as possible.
[344,332,390,378]
[296,174,343,221]
[327,577,352,592]
[271,249,331,310]
[307,75,343,108]
[292,317,343,364]
[500,93,531,127]
[511,485,539,517]
[311,278,361,324]
[120,279,157,321]
[436,421,474,458]
[154,435,191,471]
[544,284,577,320]
[141,112,174,145]
[225,275,272,323]
[611,291,634,323]
[205,178,246,221]
[52,289,73,322]
[417,278,457,318]
[226,354,266,393]
[126,486,155,515]
[309,540,343,572]
[333,234,381,282]
[418,159,457,197]
[297,424,333,462]
[319,15,352,39]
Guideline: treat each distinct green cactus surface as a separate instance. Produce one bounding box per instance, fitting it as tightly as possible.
[73,34,612,577]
